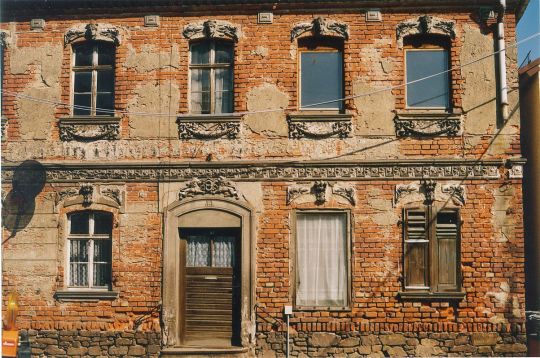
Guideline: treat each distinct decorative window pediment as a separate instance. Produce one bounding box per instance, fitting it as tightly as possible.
[291,17,349,41]
[182,20,239,42]
[396,15,455,46]
[64,23,122,46]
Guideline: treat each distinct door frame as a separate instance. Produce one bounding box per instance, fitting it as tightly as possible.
[163,197,254,348]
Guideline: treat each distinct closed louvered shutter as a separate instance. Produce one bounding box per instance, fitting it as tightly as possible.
[435,211,459,292]
[404,209,429,289]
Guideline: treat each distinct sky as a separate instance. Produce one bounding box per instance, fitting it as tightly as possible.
[517,0,540,66]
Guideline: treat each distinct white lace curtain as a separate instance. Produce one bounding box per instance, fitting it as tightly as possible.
[187,234,234,268]
[297,213,347,307]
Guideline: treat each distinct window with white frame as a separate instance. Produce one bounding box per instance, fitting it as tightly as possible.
[72,42,115,116]
[67,211,112,289]
[189,40,234,114]
[299,38,343,111]
[296,212,348,307]
[405,36,451,109]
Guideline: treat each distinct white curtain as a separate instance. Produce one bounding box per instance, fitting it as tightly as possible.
[187,235,210,267]
[297,213,347,306]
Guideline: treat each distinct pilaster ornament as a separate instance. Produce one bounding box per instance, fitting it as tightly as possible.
[442,184,466,206]
[0,30,11,48]
[1,116,8,140]
[422,179,437,204]
[182,20,239,41]
[102,188,122,206]
[286,185,310,205]
[59,122,120,141]
[178,177,239,201]
[394,183,419,206]
[396,15,456,43]
[332,184,356,205]
[291,17,349,40]
[177,120,240,140]
[79,184,94,206]
[64,23,121,46]
[394,113,462,137]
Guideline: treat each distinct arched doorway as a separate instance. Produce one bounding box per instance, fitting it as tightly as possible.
[162,198,253,349]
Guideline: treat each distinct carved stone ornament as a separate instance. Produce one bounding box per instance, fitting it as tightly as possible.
[286,184,311,205]
[178,177,239,201]
[394,113,462,137]
[177,116,241,140]
[506,159,526,179]
[291,17,349,40]
[332,184,356,205]
[394,183,420,206]
[55,188,79,206]
[79,184,94,206]
[0,29,11,48]
[422,179,437,204]
[442,184,466,206]
[183,20,239,41]
[288,114,352,139]
[396,15,456,45]
[64,23,121,46]
[2,160,503,183]
[102,188,122,206]
[312,181,327,205]
[58,118,120,141]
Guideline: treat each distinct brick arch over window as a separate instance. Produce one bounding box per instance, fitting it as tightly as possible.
[163,197,254,348]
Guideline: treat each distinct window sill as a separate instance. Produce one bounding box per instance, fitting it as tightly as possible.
[294,306,351,312]
[176,114,242,140]
[58,116,121,141]
[397,291,465,301]
[394,111,462,137]
[287,113,352,139]
[54,290,119,302]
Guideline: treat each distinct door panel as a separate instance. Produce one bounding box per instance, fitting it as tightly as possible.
[180,228,241,347]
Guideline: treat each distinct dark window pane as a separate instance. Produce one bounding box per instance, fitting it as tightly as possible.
[437,211,458,226]
[74,43,94,66]
[301,51,343,110]
[93,262,111,286]
[70,212,90,234]
[215,91,233,113]
[93,239,112,262]
[97,42,114,66]
[406,50,449,108]
[191,42,210,64]
[74,72,92,93]
[96,93,114,116]
[190,92,211,114]
[97,70,114,92]
[215,68,233,91]
[74,94,92,115]
[215,42,233,64]
[94,212,113,234]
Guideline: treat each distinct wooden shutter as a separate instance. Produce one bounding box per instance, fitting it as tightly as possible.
[435,210,460,292]
[404,209,429,289]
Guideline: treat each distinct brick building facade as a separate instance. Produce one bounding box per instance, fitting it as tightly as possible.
[0,0,530,356]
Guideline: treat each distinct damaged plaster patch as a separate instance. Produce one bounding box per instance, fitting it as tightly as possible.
[359,38,393,79]
[124,44,179,73]
[245,83,289,137]
[491,184,516,243]
[461,25,496,134]
[251,45,269,58]
[368,189,399,226]
[353,80,395,136]
[11,44,63,140]
[128,81,179,138]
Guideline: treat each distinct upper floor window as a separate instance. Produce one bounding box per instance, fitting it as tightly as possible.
[189,40,234,114]
[72,42,115,116]
[299,38,343,111]
[403,207,461,294]
[67,211,113,289]
[405,36,450,109]
[296,211,348,308]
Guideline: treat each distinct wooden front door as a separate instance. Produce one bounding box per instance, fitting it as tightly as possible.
[180,228,241,347]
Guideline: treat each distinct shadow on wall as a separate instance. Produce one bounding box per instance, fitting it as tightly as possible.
[2,160,46,243]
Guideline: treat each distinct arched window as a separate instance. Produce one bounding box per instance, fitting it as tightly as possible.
[189,40,234,114]
[67,211,113,289]
[72,42,115,116]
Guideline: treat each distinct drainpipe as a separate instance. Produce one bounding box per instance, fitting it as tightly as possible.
[497,0,509,120]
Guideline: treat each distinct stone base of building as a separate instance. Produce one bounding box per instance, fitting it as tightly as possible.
[256,331,528,357]
[22,329,161,357]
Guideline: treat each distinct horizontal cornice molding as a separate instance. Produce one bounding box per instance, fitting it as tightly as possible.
[0,159,510,183]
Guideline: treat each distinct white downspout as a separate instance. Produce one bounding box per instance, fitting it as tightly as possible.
[497,0,509,120]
